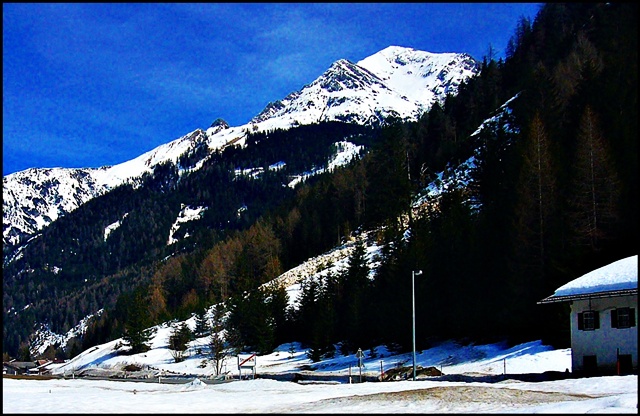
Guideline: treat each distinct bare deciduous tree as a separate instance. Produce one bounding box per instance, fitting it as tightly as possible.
[208,305,227,376]
[568,106,620,250]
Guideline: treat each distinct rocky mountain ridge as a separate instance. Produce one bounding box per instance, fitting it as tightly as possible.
[3,46,478,264]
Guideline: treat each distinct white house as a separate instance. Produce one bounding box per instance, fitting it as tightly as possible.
[538,254,637,375]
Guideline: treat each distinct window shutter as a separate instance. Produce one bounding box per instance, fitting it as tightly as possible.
[630,308,636,327]
[594,311,600,329]
[578,312,584,330]
[611,309,618,328]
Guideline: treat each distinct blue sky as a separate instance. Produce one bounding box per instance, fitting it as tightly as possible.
[2,3,541,176]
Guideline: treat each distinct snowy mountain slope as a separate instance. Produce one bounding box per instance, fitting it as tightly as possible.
[28,310,104,358]
[3,46,478,264]
[3,168,107,251]
[3,129,210,259]
[17,92,521,358]
[167,205,209,246]
[414,93,520,213]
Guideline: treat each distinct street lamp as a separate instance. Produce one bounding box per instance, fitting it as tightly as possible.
[412,269,422,381]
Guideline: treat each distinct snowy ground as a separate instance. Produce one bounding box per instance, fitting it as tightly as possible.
[4,339,637,413]
[6,253,638,413]
[3,371,637,413]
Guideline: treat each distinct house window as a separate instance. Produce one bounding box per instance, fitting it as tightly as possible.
[611,307,636,329]
[577,310,599,331]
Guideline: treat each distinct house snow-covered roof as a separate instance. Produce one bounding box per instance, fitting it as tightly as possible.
[538,255,638,304]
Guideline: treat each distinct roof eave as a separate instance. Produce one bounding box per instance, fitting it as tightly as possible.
[537,288,638,304]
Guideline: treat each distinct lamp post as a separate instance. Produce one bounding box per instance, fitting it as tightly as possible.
[412,269,422,381]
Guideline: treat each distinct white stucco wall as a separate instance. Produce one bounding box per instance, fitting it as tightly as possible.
[570,295,637,373]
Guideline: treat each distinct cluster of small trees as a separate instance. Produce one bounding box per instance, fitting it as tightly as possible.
[121,303,231,375]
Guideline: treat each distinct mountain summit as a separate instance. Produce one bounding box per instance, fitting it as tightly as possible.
[358,46,478,111]
[3,46,479,261]
[250,46,478,128]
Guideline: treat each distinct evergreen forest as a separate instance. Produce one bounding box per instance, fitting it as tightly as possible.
[3,3,637,362]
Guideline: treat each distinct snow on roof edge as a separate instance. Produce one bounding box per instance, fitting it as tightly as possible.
[541,255,638,302]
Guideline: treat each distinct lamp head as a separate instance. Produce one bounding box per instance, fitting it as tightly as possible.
[414,270,422,275]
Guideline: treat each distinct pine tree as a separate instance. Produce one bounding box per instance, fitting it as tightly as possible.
[225,288,275,355]
[121,287,153,355]
[338,237,371,352]
[168,322,192,363]
[295,276,324,352]
[303,276,336,362]
[193,308,210,339]
[370,224,410,349]
[263,283,291,347]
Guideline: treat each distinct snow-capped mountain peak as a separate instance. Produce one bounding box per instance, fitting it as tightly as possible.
[357,45,478,114]
[250,45,478,129]
[3,46,479,262]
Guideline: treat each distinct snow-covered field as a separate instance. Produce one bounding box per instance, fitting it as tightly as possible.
[4,374,637,413]
[5,253,638,413]
[4,339,637,413]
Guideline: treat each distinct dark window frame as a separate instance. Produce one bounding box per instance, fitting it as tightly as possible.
[611,307,636,329]
[577,310,600,331]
